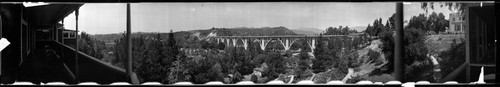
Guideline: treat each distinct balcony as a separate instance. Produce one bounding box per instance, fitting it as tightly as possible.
[16,40,138,84]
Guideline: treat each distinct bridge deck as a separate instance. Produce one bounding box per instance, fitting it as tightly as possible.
[214,35,356,38]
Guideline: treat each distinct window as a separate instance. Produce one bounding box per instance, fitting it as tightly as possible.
[64,32,76,38]
[70,33,75,38]
[64,33,69,37]
[461,24,465,32]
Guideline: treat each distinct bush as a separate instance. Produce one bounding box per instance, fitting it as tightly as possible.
[293,69,314,83]
[262,53,286,80]
[438,40,465,76]
[346,74,368,83]
[379,31,394,73]
[251,74,258,83]
[402,28,433,82]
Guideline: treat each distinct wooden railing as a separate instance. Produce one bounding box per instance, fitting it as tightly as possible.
[438,62,468,83]
[37,41,139,84]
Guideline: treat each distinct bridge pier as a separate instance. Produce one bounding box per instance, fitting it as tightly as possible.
[307,38,316,52]
[187,49,191,55]
[216,38,220,44]
[242,39,249,50]
[226,39,231,47]
[258,39,272,51]
[214,35,356,51]
[232,39,237,47]
[277,38,298,51]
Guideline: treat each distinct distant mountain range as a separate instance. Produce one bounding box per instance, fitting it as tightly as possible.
[193,26,298,36]
[90,26,299,44]
[290,28,324,35]
[289,26,366,35]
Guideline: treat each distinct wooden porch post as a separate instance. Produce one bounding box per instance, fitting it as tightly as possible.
[75,8,80,82]
[126,3,132,79]
[394,2,404,82]
[62,18,64,44]
[0,12,3,77]
[126,3,139,84]
[464,4,470,83]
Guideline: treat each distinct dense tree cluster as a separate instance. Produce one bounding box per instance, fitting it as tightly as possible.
[365,14,395,37]
[293,38,312,81]
[366,12,440,82]
[109,30,183,83]
[406,12,449,33]
[78,32,106,60]
[79,25,382,84]
[324,26,357,35]
[421,2,465,15]
[73,2,465,83]
[312,34,332,73]
[437,39,465,78]
[378,31,395,73]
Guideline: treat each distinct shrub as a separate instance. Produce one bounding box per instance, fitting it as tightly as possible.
[438,41,465,76]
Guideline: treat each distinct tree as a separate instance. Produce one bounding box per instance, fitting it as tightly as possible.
[379,31,395,73]
[402,28,433,82]
[325,26,356,35]
[407,14,429,31]
[221,47,237,74]
[128,33,172,82]
[262,53,286,81]
[167,54,191,84]
[113,32,127,68]
[231,72,243,84]
[386,13,396,30]
[342,26,350,35]
[291,37,312,81]
[312,34,333,73]
[438,40,465,77]
[235,47,256,75]
[365,18,385,36]
[421,2,465,15]
[325,27,335,35]
[208,63,225,82]
[217,43,226,50]
[435,13,449,33]
[78,32,106,60]
[365,24,373,35]
[167,30,179,58]
[421,2,463,33]
[251,74,258,83]
[406,12,449,34]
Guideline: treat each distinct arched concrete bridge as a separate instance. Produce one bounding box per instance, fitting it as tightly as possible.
[213,35,359,51]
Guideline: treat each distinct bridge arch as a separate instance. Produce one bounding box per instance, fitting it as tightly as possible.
[213,35,357,51]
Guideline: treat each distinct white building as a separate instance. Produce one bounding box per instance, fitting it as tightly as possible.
[447,13,465,34]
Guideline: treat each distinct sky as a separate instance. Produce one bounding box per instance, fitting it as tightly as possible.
[62,2,455,34]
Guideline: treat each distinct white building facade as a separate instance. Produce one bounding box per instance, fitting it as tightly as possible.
[447,13,465,34]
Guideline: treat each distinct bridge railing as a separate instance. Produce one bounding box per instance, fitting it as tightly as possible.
[37,41,138,84]
[213,35,358,38]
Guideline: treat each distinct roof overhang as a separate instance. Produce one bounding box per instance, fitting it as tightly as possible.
[26,4,83,28]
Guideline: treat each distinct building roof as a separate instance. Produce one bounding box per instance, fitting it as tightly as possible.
[26,4,83,27]
[63,29,77,32]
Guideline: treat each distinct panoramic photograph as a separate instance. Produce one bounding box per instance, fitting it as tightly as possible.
[0,1,495,85]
